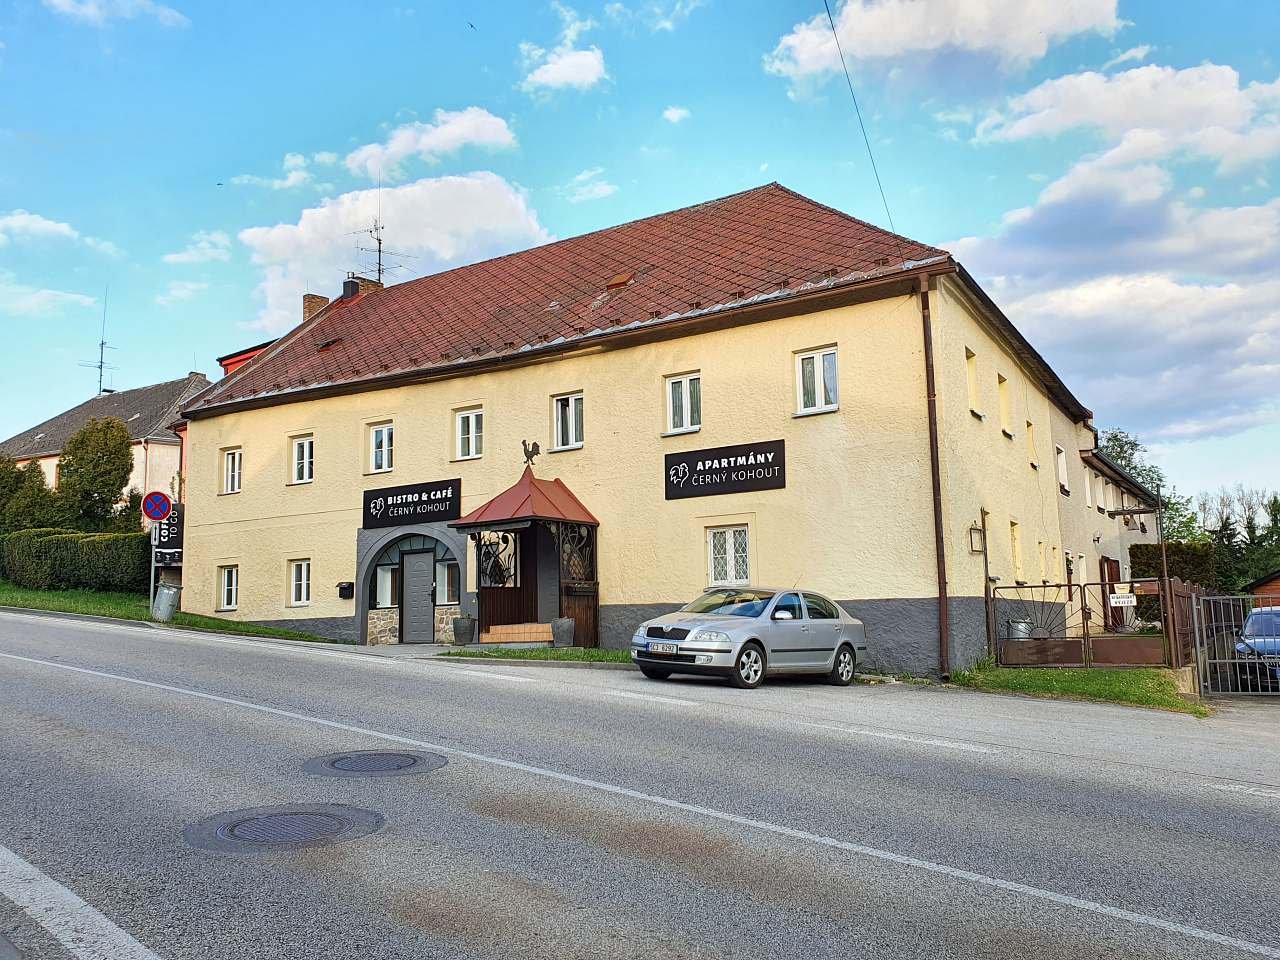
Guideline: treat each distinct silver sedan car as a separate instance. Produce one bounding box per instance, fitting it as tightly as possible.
[631,587,867,689]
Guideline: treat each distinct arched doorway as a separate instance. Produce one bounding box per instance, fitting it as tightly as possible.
[365,533,461,644]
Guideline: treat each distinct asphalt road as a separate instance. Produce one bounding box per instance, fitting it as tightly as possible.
[1,609,1278,959]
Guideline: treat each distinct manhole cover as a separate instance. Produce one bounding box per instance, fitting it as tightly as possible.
[183,804,383,853]
[303,750,448,779]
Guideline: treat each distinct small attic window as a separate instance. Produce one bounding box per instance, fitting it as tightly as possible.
[606,272,634,290]
[127,413,142,422]
[316,336,342,352]
[33,433,44,442]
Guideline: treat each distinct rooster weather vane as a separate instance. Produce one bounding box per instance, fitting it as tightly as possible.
[522,439,540,466]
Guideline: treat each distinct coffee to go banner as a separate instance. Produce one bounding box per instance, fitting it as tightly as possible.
[664,440,785,501]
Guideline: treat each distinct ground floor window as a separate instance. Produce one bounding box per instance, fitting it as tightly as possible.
[289,559,311,606]
[707,525,749,586]
[218,565,239,611]
[373,564,400,609]
[435,560,460,604]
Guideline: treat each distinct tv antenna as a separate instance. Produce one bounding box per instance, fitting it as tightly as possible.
[352,215,418,283]
[79,285,118,394]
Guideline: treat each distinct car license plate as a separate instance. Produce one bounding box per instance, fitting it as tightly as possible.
[648,642,678,655]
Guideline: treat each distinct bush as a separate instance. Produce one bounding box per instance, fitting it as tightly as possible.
[1130,541,1218,591]
[1,528,148,593]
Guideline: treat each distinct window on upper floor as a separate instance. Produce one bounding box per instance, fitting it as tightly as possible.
[553,392,584,450]
[289,558,311,606]
[369,422,394,473]
[965,348,980,415]
[456,408,484,461]
[665,372,702,434]
[1055,446,1069,494]
[997,374,1012,436]
[1085,470,1094,508]
[1026,421,1038,467]
[222,448,242,495]
[291,435,314,484]
[795,347,838,415]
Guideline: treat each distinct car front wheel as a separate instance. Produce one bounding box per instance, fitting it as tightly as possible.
[730,642,765,689]
[829,644,856,686]
[639,665,671,681]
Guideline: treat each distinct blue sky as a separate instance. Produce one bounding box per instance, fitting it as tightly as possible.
[1,0,1277,499]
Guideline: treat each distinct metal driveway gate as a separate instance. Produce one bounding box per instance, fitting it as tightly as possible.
[1194,594,1280,695]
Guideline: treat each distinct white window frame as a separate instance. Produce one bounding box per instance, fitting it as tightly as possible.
[1055,446,1069,492]
[707,524,750,587]
[218,565,239,611]
[552,392,584,451]
[222,448,242,495]
[795,347,839,415]
[455,409,484,461]
[289,559,311,606]
[1026,421,1037,467]
[291,435,314,485]
[1010,520,1024,583]
[369,422,394,474]
[435,559,460,605]
[665,372,702,435]
[965,347,981,415]
[997,374,1011,435]
[1085,469,1094,508]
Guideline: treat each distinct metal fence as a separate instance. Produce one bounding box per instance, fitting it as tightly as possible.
[1194,594,1280,696]
[991,579,1172,667]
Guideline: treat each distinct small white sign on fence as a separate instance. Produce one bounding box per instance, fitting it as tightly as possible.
[1109,593,1138,608]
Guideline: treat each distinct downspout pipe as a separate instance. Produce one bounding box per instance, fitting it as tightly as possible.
[919,279,951,679]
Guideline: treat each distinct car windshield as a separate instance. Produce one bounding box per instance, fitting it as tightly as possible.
[1243,612,1280,637]
[681,589,775,618]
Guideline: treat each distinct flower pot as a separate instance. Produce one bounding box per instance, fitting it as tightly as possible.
[452,615,476,646]
[550,617,576,648]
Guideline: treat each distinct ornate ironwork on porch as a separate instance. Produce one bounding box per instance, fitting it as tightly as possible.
[450,466,600,647]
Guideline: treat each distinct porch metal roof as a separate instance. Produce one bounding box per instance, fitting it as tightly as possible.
[451,466,599,529]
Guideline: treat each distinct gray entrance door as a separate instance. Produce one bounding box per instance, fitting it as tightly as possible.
[401,550,435,643]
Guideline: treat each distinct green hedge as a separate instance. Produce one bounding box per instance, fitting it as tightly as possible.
[1130,541,1217,590]
[1,528,148,593]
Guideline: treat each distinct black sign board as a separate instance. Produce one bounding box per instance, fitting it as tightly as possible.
[664,440,786,500]
[363,479,462,529]
[151,504,184,567]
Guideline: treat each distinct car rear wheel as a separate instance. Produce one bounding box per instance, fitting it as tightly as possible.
[829,644,856,686]
[730,642,765,689]
[639,665,671,681]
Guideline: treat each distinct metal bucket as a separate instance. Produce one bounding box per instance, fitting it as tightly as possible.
[1005,619,1033,642]
[152,583,182,622]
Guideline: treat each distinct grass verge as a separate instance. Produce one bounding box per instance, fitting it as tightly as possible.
[437,646,632,663]
[951,659,1208,717]
[0,579,347,645]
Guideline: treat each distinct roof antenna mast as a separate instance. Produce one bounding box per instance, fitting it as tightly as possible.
[79,284,118,394]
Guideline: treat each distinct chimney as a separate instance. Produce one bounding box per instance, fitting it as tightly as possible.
[303,293,330,321]
[343,273,383,299]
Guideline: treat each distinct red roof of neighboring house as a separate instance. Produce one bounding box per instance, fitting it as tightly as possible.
[452,467,599,529]
[185,183,947,417]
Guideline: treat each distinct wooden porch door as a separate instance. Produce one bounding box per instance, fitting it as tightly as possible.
[1100,556,1122,631]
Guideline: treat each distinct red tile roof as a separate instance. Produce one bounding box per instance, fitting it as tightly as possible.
[452,466,599,528]
[187,183,948,416]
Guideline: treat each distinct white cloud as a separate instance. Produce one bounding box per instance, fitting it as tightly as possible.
[162,230,231,264]
[344,107,517,181]
[977,63,1280,174]
[520,3,608,94]
[608,0,704,30]
[765,0,1121,93]
[561,167,618,203]
[1101,44,1151,71]
[42,0,188,27]
[312,151,339,166]
[0,209,118,254]
[662,105,691,123]
[0,272,95,317]
[231,153,317,190]
[155,280,208,306]
[237,172,550,333]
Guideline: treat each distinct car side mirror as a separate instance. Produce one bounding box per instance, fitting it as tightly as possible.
[773,609,794,621]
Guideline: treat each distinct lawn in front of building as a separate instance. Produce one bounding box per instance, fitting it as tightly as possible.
[0,579,348,644]
[438,646,632,663]
[951,659,1208,717]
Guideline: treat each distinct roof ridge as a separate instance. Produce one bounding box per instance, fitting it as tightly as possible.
[767,182,948,258]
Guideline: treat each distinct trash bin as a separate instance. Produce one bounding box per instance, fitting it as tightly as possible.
[1005,619,1033,642]
[152,583,182,622]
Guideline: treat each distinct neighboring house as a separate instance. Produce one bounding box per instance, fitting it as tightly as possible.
[1242,570,1280,599]
[0,373,211,503]
[178,183,1155,673]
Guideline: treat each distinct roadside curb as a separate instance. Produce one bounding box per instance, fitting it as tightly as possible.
[427,654,634,671]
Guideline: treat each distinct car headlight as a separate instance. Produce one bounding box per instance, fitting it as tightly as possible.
[696,630,732,645]
[632,629,647,644]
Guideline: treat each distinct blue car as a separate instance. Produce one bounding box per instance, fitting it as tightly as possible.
[1236,610,1280,690]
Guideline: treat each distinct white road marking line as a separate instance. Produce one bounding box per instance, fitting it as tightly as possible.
[4,653,1276,959]
[604,689,699,706]
[1212,783,1280,800]
[0,842,162,960]
[421,663,537,683]
[798,720,995,754]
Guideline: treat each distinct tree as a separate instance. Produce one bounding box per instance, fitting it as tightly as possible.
[56,417,134,532]
[2,461,62,531]
[0,456,22,518]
